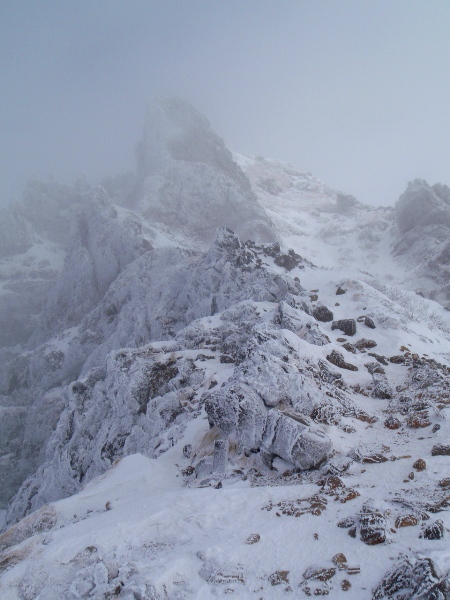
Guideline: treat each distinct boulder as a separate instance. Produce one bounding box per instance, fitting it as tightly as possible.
[331,319,356,336]
[262,409,332,471]
[312,305,334,323]
[327,350,358,371]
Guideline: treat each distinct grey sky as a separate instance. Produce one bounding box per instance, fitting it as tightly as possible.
[1,0,450,207]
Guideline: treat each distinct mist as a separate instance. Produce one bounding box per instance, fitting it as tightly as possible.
[1,0,450,208]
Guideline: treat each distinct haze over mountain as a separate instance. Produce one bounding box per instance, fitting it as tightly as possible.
[1,2,450,209]
[0,99,450,598]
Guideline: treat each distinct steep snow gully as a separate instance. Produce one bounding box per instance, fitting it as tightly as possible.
[1,98,450,599]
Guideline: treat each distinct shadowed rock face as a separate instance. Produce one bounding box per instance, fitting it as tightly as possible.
[393,179,450,306]
[396,180,450,234]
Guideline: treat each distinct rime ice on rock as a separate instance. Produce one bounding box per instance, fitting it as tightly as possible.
[261,409,332,470]
[212,439,228,476]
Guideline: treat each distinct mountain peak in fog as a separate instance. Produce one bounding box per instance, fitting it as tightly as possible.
[124,97,276,243]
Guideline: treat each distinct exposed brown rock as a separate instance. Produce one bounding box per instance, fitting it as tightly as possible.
[421,520,444,540]
[406,411,431,428]
[331,319,356,336]
[395,514,419,528]
[313,305,334,322]
[384,416,401,430]
[269,570,289,585]
[413,458,426,471]
[326,350,358,371]
[360,506,386,545]
[354,338,377,349]
[390,355,406,364]
[368,353,388,365]
[342,342,356,354]
[332,553,348,570]
[303,566,336,582]
[432,444,450,456]
[361,453,388,464]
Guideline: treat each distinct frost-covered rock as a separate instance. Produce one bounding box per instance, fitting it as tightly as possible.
[373,557,450,599]
[128,97,275,244]
[393,179,450,306]
[4,343,205,526]
[0,229,305,508]
[262,409,332,470]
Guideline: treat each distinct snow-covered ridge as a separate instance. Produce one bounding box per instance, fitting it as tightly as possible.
[1,99,450,599]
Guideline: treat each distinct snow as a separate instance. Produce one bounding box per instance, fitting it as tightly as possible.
[1,100,450,599]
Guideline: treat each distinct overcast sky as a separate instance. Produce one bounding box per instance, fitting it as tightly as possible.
[1,0,450,207]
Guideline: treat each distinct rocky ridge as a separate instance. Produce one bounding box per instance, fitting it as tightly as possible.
[1,100,450,599]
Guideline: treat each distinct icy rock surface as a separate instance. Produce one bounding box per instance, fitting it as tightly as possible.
[127,97,275,244]
[5,295,339,525]
[0,228,305,508]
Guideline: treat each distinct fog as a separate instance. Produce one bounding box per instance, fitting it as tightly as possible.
[1,0,450,208]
